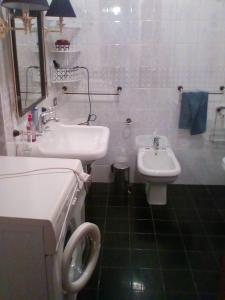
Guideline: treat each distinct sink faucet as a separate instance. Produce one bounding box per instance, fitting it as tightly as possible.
[37,107,60,133]
[153,136,160,150]
[41,107,59,124]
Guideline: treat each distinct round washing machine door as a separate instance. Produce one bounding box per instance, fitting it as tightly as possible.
[62,222,101,294]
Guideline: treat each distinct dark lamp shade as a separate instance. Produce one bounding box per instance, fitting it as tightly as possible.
[1,0,49,11]
[46,0,76,17]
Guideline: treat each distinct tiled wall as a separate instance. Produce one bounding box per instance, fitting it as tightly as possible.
[0,95,6,156]
[0,42,6,155]
[51,0,225,184]
[0,38,16,155]
[1,1,225,184]
[0,14,57,155]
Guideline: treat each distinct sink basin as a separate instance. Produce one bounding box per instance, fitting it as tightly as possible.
[21,123,110,163]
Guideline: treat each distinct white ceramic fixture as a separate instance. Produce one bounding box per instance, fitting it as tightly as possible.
[0,156,101,300]
[222,157,225,171]
[18,123,110,163]
[136,135,181,205]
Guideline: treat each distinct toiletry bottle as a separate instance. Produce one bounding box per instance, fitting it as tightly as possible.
[26,114,32,142]
[26,114,36,142]
[30,114,36,142]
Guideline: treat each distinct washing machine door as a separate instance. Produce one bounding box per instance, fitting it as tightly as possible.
[62,222,101,294]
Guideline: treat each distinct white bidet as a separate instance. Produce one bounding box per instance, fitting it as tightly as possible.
[137,136,181,205]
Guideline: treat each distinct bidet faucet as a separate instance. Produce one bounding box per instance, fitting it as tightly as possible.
[153,136,160,150]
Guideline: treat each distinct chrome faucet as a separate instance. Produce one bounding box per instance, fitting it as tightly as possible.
[153,136,160,150]
[42,107,59,124]
[37,107,59,133]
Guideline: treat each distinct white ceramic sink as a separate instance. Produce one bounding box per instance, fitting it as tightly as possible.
[21,123,110,163]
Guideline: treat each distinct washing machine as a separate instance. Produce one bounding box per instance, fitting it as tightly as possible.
[0,156,100,300]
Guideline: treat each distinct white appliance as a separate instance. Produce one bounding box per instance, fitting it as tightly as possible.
[0,156,100,300]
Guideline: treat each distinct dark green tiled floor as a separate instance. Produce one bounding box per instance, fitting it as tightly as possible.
[77,183,225,300]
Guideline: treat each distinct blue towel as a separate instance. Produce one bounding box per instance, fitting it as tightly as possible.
[179,92,208,135]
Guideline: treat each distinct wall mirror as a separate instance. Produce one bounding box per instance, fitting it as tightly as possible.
[10,10,47,117]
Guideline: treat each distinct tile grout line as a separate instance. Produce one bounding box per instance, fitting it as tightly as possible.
[187,186,221,269]
[172,185,201,300]
[206,185,225,223]
[149,203,167,299]
[96,184,110,300]
[205,185,225,275]
[87,184,222,300]
[185,185,222,298]
[128,190,133,295]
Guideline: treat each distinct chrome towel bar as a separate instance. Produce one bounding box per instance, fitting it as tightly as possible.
[178,86,225,95]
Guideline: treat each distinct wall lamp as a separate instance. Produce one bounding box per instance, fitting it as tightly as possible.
[0,0,76,38]
[0,0,49,38]
[46,0,76,33]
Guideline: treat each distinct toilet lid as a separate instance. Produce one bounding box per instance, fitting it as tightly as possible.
[135,135,169,149]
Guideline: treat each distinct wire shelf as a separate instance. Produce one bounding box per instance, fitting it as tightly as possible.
[51,68,82,83]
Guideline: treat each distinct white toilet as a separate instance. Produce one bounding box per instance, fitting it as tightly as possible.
[136,135,181,205]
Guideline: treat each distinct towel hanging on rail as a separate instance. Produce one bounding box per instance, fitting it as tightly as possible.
[179,91,208,135]
[178,85,225,95]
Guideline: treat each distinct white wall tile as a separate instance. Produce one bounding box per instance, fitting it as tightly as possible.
[154,0,178,21]
[198,19,225,45]
[1,0,225,185]
[175,21,200,44]
[199,0,225,21]
[176,0,202,21]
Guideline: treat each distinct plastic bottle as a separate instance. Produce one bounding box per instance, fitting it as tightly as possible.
[31,106,39,131]
[26,114,36,142]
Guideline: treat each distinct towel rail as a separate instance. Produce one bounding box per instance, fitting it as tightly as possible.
[178,86,225,95]
[62,86,122,96]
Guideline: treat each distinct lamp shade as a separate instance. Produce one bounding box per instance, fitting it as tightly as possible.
[1,0,49,11]
[46,0,76,17]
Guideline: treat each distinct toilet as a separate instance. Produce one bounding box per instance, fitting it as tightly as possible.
[136,135,181,205]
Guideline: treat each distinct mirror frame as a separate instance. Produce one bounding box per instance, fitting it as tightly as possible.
[10,11,47,117]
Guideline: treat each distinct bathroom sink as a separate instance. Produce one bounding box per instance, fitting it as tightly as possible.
[21,123,110,163]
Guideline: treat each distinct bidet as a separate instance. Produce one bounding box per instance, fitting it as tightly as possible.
[136,135,181,205]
